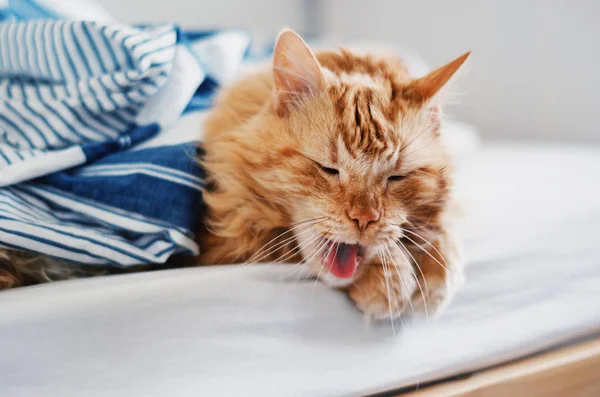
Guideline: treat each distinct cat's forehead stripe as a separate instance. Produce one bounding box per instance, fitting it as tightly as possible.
[329,83,399,160]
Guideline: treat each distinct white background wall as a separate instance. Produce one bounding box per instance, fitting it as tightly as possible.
[95,0,305,50]
[97,0,600,143]
[322,0,600,143]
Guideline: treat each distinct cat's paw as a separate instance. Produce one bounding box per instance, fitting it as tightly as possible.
[347,263,416,319]
[410,269,464,316]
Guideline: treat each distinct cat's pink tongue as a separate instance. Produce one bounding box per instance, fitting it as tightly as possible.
[326,243,360,278]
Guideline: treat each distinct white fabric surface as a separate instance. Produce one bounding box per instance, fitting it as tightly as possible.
[1,143,600,397]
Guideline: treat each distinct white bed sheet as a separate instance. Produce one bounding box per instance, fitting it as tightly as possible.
[1,143,600,397]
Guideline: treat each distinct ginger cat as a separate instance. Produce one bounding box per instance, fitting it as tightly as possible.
[0,29,467,320]
[198,29,469,318]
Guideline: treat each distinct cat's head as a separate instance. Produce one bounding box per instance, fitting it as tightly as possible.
[210,29,469,286]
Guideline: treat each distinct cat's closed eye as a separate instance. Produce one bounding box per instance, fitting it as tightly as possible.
[386,174,411,188]
[387,175,407,182]
[320,166,339,175]
[315,162,339,176]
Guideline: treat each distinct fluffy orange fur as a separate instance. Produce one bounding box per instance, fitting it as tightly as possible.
[198,29,469,318]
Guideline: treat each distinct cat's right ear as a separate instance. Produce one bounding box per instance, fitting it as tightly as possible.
[272,29,325,116]
[405,51,471,106]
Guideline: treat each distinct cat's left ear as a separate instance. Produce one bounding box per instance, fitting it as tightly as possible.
[272,29,326,116]
[406,51,471,106]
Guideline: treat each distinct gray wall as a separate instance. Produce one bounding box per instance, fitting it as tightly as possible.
[322,0,600,143]
[95,0,305,50]
[97,0,600,143]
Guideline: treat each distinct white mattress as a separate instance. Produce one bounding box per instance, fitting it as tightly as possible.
[1,144,599,397]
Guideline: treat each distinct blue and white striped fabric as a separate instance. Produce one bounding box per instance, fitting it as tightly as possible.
[0,0,250,266]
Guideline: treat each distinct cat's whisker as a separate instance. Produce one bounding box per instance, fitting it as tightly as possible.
[301,232,331,268]
[400,228,448,265]
[316,236,336,281]
[381,243,406,331]
[398,122,430,155]
[243,227,309,267]
[282,260,312,281]
[403,138,434,159]
[288,217,330,229]
[412,265,429,319]
[246,224,316,265]
[288,232,331,282]
[288,241,324,281]
[280,247,321,281]
[245,217,326,264]
[281,229,331,279]
[392,237,429,319]
[403,215,434,231]
[377,248,398,337]
[383,250,404,328]
[246,226,308,265]
[304,234,340,284]
[328,237,341,276]
[393,237,430,295]
[392,237,430,305]
[412,169,440,179]
[277,240,323,281]
[310,235,336,302]
[400,229,453,274]
[284,262,311,283]
[275,231,324,270]
[383,239,415,317]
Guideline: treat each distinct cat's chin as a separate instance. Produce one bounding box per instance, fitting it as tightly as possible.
[319,271,358,288]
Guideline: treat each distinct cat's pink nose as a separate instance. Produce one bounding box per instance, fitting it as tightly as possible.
[348,208,380,231]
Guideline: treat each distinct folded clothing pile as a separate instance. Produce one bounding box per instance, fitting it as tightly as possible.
[0,0,250,267]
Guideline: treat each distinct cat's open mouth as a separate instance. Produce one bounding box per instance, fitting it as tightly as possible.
[322,240,365,279]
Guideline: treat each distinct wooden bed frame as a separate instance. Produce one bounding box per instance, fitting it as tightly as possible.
[394,337,600,396]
